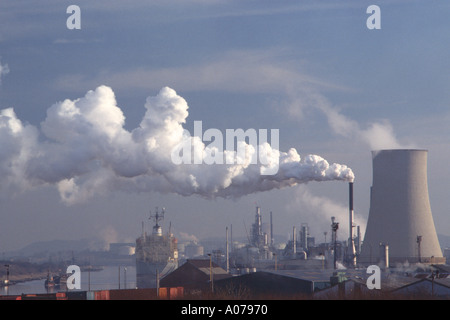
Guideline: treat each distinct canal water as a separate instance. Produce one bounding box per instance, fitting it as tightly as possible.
[1,265,136,296]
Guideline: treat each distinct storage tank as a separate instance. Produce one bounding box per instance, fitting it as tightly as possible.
[359,149,445,265]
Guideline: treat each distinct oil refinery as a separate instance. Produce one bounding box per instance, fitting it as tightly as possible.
[1,149,449,300]
[131,149,449,300]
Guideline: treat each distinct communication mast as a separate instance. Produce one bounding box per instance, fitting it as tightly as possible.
[150,207,165,236]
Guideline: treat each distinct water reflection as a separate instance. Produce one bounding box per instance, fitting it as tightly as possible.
[1,266,136,296]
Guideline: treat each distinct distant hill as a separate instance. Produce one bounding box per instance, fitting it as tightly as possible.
[5,238,106,258]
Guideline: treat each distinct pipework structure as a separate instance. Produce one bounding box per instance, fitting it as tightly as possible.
[251,207,266,249]
[359,149,445,265]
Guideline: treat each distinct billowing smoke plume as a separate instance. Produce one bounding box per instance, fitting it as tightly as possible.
[0,86,354,204]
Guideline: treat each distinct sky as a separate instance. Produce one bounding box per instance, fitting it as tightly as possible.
[0,0,449,253]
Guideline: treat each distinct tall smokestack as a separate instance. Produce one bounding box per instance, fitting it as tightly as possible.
[270,211,273,247]
[226,226,229,273]
[230,224,233,254]
[379,243,389,270]
[348,182,356,267]
[360,149,445,265]
[356,225,361,255]
[293,226,297,255]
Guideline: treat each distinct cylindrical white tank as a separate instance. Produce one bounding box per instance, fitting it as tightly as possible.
[118,246,135,256]
[360,149,444,265]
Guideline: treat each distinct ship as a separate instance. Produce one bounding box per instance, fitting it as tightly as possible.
[44,271,67,291]
[135,207,178,288]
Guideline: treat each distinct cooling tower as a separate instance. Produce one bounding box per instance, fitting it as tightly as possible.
[359,149,445,265]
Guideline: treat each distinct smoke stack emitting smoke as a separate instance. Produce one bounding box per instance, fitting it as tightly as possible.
[0,86,354,205]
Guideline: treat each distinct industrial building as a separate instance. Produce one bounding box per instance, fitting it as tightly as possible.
[359,149,445,265]
[159,259,232,294]
[129,148,448,299]
[5,149,448,300]
[195,148,449,299]
[214,269,330,298]
[391,277,450,298]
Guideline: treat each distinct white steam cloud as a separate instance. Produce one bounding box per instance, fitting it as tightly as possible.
[0,59,9,84]
[287,185,366,238]
[286,88,413,151]
[320,103,409,151]
[178,232,199,243]
[0,86,354,205]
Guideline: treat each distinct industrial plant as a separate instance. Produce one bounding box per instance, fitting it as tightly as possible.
[1,149,449,300]
[173,150,446,271]
[129,149,449,299]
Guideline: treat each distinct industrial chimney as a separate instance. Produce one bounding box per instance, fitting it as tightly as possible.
[348,182,356,267]
[359,149,445,265]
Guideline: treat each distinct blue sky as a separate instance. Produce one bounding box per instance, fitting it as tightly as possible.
[0,1,449,252]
